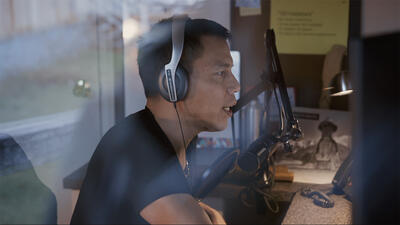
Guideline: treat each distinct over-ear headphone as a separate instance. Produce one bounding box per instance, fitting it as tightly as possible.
[158,16,189,102]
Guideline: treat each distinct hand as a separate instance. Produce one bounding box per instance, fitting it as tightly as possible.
[198,202,226,225]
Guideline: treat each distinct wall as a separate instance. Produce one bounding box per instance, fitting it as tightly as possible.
[230,0,345,108]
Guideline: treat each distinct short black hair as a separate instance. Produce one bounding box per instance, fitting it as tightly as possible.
[137,17,231,98]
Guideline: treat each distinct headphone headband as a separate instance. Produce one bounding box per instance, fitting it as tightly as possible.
[164,15,189,102]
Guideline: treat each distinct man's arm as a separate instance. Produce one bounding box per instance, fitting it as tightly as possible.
[140,193,225,224]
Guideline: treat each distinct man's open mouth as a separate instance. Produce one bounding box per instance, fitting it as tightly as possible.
[222,104,234,117]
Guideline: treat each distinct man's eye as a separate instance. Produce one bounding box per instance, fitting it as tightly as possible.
[216,71,225,76]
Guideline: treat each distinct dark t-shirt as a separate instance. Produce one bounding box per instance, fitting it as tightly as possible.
[70,107,191,224]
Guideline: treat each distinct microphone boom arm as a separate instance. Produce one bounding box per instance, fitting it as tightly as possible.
[237,29,302,172]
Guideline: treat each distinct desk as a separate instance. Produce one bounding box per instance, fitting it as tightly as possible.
[64,163,352,224]
[275,182,352,224]
[204,182,352,224]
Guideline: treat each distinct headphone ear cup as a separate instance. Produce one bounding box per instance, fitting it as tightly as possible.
[158,65,189,102]
[174,65,189,101]
[158,70,170,101]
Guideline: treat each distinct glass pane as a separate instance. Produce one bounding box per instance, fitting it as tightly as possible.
[0,1,118,224]
[0,0,100,123]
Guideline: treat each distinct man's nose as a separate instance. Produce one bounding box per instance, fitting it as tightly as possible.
[227,72,240,95]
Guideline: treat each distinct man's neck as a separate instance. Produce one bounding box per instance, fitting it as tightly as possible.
[146,97,199,168]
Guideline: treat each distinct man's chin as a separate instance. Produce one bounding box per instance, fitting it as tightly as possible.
[204,122,228,132]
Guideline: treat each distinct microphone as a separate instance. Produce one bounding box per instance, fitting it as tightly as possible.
[237,133,279,173]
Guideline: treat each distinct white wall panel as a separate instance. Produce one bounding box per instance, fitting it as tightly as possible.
[362,0,400,37]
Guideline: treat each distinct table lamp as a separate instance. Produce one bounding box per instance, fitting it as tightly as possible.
[324,70,353,96]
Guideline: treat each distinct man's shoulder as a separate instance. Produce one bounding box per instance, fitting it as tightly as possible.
[102,109,150,143]
[94,108,172,157]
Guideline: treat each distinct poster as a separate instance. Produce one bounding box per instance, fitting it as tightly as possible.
[274,107,352,183]
[270,0,349,55]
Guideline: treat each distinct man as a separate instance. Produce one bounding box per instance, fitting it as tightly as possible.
[71,16,239,224]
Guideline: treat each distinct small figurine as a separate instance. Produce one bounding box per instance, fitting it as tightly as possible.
[315,119,341,170]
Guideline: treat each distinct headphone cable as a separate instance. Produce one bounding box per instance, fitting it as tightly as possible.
[173,103,189,178]
[173,103,187,148]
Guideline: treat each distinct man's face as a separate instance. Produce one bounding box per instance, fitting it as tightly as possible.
[181,35,240,132]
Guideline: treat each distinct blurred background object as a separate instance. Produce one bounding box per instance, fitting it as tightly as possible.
[0,134,57,224]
